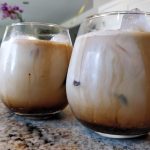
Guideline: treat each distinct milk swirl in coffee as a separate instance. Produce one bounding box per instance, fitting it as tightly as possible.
[66,30,150,135]
[0,36,72,114]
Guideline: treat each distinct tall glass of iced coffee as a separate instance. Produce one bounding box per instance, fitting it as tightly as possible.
[66,10,150,138]
[0,22,72,118]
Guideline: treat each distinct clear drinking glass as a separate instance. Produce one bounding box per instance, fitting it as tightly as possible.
[0,22,72,118]
[66,11,150,138]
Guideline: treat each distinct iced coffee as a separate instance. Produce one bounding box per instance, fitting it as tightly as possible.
[0,23,72,117]
[66,10,150,137]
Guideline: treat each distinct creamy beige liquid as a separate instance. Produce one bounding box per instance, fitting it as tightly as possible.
[67,31,150,134]
[0,37,72,114]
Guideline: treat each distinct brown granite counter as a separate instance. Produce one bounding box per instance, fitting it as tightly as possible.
[0,102,149,150]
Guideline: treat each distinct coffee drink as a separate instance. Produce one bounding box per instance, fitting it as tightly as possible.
[0,36,72,115]
[66,31,150,135]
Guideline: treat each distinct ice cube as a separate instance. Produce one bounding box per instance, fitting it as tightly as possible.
[121,8,150,32]
[51,34,70,44]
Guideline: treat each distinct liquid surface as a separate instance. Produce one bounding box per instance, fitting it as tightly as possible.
[66,31,150,133]
[0,37,72,113]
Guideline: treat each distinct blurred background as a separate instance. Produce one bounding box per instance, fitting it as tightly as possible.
[0,0,150,43]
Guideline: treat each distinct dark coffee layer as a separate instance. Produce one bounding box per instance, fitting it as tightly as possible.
[2,99,67,114]
[79,119,150,135]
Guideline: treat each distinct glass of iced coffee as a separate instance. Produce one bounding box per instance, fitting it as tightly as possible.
[0,22,72,118]
[66,10,150,138]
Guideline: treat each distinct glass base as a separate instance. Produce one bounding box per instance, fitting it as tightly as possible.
[14,111,61,120]
[95,131,148,139]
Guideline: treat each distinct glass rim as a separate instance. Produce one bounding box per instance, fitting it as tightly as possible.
[6,22,68,31]
[86,10,150,20]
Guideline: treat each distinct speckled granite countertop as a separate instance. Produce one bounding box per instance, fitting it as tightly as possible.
[0,102,149,150]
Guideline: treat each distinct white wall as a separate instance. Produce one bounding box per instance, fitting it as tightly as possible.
[128,0,150,11]
[97,0,150,12]
[93,0,113,8]
[62,0,150,28]
[61,8,97,28]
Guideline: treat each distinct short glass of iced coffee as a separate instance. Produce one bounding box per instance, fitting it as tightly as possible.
[66,10,150,138]
[0,22,72,118]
